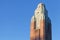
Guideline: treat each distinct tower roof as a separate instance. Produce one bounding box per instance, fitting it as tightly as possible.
[37,3,45,8]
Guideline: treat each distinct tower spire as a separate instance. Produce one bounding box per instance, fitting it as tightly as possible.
[30,1,52,40]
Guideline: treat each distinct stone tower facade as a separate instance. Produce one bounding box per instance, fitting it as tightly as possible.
[30,3,52,40]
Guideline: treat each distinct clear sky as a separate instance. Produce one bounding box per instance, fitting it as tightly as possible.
[0,0,60,40]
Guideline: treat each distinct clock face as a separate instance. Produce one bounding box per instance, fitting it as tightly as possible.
[35,11,40,18]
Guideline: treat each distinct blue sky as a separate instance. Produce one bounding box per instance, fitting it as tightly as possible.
[0,0,60,40]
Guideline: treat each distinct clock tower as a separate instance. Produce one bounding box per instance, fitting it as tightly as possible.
[30,3,52,40]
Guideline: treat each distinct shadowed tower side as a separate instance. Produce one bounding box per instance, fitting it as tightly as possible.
[30,3,52,40]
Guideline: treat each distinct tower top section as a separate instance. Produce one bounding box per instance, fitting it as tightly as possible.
[35,3,46,14]
[38,3,44,7]
[34,3,48,18]
[37,3,45,8]
[31,2,50,30]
